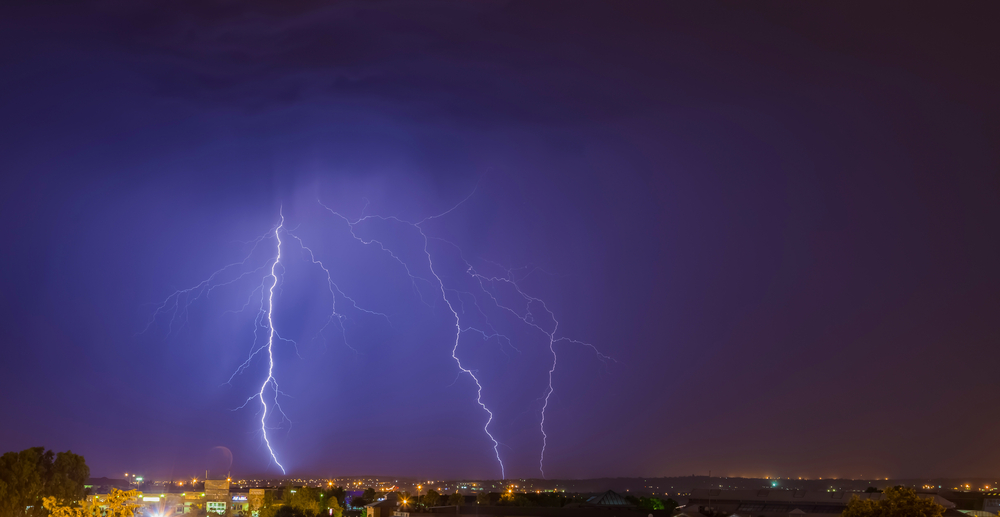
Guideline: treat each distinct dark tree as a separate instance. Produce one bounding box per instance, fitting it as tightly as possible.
[324,495,344,517]
[447,492,464,506]
[256,492,277,517]
[326,486,347,505]
[638,497,666,510]
[423,489,440,507]
[523,493,567,508]
[363,487,376,501]
[0,447,90,517]
[285,486,321,516]
[188,506,209,517]
[275,506,310,517]
[844,486,944,517]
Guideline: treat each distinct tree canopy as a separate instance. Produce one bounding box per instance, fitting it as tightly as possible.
[843,486,945,517]
[637,497,665,510]
[286,486,321,515]
[324,495,344,517]
[255,486,345,517]
[0,447,89,517]
[254,491,277,517]
[326,486,346,505]
[44,488,140,517]
[274,507,310,517]
[423,489,440,507]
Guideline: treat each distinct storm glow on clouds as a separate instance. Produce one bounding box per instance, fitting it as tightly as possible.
[142,188,613,479]
[1,1,998,480]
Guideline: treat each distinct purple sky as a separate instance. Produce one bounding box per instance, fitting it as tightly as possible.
[1,2,998,481]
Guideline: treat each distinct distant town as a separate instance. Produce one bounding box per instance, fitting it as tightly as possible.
[81,473,1000,516]
[98,473,1000,497]
[2,446,991,517]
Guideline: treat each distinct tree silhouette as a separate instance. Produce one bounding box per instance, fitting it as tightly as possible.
[843,487,944,517]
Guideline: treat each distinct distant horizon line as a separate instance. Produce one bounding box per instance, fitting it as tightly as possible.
[87,474,1000,483]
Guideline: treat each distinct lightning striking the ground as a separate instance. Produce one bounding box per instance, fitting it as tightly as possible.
[319,189,613,479]
[259,213,286,473]
[459,262,616,478]
[318,195,507,478]
[143,189,611,477]
[143,210,384,474]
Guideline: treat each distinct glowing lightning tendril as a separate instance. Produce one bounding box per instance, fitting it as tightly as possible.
[143,188,611,478]
[259,213,286,474]
[317,194,507,479]
[420,224,506,480]
[457,258,615,478]
[143,209,385,474]
[314,189,613,479]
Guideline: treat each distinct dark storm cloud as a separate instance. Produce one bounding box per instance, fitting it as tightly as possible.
[14,1,641,122]
[1,0,999,481]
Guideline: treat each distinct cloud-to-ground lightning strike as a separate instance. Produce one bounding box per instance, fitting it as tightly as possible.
[259,214,286,473]
[143,211,384,473]
[143,189,610,477]
[459,262,616,478]
[320,189,613,479]
[318,197,506,478]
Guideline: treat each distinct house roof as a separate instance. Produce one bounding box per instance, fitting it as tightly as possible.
[586,490,632,506]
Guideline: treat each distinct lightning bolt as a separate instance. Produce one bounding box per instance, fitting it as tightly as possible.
[436,245,614,478]
[319,188,612,479]
[318,196,507,479]
[143,187,610,478]
[143,209,385,473]
[259,212,286,473]
[420,224,506,480]
[461,263,615,478]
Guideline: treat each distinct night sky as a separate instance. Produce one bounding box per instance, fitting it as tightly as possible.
[1,2,998,481]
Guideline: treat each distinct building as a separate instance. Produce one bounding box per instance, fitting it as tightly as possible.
[940,491,1000,514]
[205,478,232,514]
[85,478,131,493]
[368,492,402,517]
[87,487,205,516]
[86,480,281,516]
[248,488,267,513]
[585,491,633,507]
